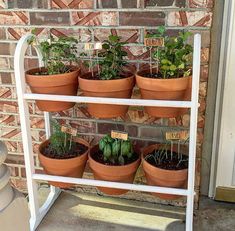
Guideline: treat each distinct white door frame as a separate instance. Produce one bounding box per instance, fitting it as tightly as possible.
[209,0,235,197]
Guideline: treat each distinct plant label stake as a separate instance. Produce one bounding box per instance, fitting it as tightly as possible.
[94,42,102,76]
[144,37,165,47]
[144,35,164,76]
[85,43,94,77]
[61,125,78,150]
[111,130,128,141]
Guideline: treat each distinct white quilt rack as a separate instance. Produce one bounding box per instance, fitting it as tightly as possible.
[14,33,201,231]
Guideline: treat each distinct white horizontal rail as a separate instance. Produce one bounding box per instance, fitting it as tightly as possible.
[24,93,194,108]
[33,173,189,196]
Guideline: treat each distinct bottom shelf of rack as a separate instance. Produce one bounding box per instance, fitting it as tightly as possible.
[33,173,190,196]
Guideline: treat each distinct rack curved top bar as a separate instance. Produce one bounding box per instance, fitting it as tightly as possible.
[14,33,201,231]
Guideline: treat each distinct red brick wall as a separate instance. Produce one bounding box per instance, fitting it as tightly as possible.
[0,0,213,204]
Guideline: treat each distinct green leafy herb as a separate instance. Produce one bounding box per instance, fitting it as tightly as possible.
[28,30,79,75]
[98,134,133,165]
[147,26,193,79]
[98,35,127,80]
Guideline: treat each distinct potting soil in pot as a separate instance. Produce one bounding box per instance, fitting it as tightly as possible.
[42,142,88,159]
[146,150,188,170]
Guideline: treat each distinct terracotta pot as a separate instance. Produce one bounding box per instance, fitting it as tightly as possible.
[26,67,79,112]
[136,69,192,118]
[89,145,141,195]
[78,72,135,118]
[142,144,188,200]
[38,137,89,188]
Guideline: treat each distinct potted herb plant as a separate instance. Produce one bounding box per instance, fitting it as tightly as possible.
[142,142,188,199]
[38,121,89,188]
[26,34,80,112]
[136,26,193,118]
[79,35,135,118]
[89,134,140,195]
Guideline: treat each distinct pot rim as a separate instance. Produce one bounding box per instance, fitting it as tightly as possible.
[79,71,134,82]
[141,144,188,174]
[38,137,90,161]
[25,66,80,77]
[136,69,191,81]
[136,70,192,82]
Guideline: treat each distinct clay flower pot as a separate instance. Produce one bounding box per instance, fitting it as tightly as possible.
[26,67,80,112]
[78,72,135,118]
[136,69,192,118]
[88,145,141,195]
[38,137,89,188]
[142,144,188,200]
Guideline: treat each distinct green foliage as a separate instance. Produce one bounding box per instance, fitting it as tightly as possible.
[98,35,127,80]
[98,134,133,165]
[148,26,193,78]
[28,30,79,75]
[144,136,189,168]
[48,120,76,157]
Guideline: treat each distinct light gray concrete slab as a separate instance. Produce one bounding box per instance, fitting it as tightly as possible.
[36,188,235,231]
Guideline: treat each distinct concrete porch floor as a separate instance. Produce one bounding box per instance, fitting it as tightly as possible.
[37,188,235,231]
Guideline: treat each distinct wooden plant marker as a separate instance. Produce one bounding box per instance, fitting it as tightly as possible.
[94,42,102,50]
[111,130,128,141]
[165,131,189,141]
[144,37,164,47]
[61,125,78,149]
[61,125,78,136]
[84,43,94,51]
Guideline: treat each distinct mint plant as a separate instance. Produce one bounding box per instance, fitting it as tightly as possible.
[147,26,193,79]
[99,134,133,165]
[98,35,128,80]
[28,31,79,75]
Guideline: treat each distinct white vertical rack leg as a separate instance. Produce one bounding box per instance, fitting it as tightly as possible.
[14,34,40,230]
[14,33,201,231]
[14,34,61,231]
[186,33,201,231]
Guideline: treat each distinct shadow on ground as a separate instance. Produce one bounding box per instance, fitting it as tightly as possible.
[37,189,235,231]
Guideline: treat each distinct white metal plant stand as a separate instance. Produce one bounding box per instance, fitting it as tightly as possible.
[14,33,201,231]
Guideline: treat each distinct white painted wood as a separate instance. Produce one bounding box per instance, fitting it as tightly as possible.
[31,187,61,230]
[24,94,193,108]
[14,34,40,230]
[33,174,189,196]
[215,0,235,189]
[186,34,201,231]
[14,33,201,231]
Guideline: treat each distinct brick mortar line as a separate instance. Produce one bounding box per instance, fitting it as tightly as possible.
[0,124,45,131]
[0,98,18,102]
[0,130,203,144]
[0,25,212,30]
[0,112,191,129]
[0,27,211,33]
[0,8,212,12]
[0,122,189,131]
[8,151,24,155]
[0,43,155,47]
